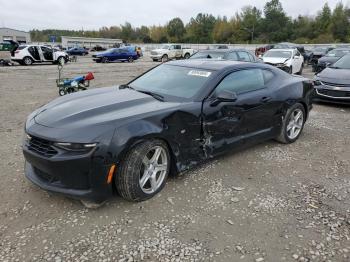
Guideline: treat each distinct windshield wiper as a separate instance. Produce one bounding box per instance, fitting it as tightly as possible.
[119,84,134,90]
[136,90,164,101]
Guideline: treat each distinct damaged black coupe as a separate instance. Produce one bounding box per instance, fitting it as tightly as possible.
[23,60,314,205]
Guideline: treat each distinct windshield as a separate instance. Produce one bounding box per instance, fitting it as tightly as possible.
[326,49,350,57]
[129,64,213,100]
[264,50,292,59]
[191,52,225,59]
[332,55,350,69]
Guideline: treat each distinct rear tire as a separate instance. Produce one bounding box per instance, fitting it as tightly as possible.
[128,56,134,63]
[116,139,170,202]
[276,103,306,144]
[23,57,33,66]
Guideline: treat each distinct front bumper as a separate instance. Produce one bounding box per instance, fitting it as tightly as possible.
[313,85,350,104]
[265,63,290,73]
[23,139,114,202]
[150,54,163,60]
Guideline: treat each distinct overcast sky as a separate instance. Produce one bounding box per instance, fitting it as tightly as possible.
[0,0,348,31]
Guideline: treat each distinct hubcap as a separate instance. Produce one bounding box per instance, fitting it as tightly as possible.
[139,146,168,194]
[286,108,304,139]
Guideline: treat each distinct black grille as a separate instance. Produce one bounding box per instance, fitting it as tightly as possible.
[321,81,350,88]
[34,167,59,183]
[28,136,58,157]
[318,89,350,98]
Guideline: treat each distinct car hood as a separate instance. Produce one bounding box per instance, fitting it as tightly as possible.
[33,86,180,129]
[317,67,350,82]
[318,56,339,64]
[152,49,167,53]
[263,57,289,64]
[313,52,326,56]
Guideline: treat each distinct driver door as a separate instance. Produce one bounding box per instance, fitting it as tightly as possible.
[202,68,277,156]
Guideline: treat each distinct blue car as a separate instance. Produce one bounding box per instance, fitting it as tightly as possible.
[66,47,89,56]
[92,46,138,63]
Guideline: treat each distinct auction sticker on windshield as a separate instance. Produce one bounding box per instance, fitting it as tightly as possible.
[188,70,212,77]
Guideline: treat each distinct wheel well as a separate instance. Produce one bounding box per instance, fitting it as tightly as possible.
[116,137,179,177]
[299,101,309,120]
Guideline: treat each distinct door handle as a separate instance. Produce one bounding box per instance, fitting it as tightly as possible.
[260,96,272,103]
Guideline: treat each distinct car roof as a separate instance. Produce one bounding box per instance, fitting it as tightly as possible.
[166,59,257,71]
[197,49,248,53]
[332,48,350,51]
[267,48,295,52]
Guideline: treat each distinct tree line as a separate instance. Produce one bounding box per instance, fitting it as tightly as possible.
[30,0,350,44]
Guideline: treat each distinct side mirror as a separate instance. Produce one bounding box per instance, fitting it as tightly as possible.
[210,90,238,106]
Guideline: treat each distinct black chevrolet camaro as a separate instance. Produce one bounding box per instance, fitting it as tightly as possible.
[23,60,314,206]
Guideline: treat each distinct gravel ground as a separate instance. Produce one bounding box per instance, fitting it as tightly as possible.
[0,56,349,262]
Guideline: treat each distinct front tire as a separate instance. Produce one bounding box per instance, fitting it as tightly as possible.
[102,57,109,63]
[59,89,66,96]
[116,139,170,202]
[184,53,190,59]
[276,103,305,144]
[161,54,168,63]
[128,56,134,63]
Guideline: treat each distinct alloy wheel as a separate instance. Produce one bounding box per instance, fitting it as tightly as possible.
[139,146,168,194]
[24,57,32,65]
[286,108,304,139]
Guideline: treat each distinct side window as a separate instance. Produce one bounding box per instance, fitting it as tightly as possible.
[248,53,255,62]
[41,46,51,53]
[226,52,238,60]
[215,69,265,95]
[169,45,175,50]
[237,51,251,62]
[262,70,274,84]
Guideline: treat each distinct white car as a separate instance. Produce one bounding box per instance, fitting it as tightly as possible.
[11,45,68,65]
[262,48,304,74]
[150,44,195,62]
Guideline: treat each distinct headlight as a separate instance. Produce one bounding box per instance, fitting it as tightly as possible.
[54,142,97,152]
[314,80,322,86]
[276,63,285,67]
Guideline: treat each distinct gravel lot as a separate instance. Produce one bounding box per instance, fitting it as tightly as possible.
[0,56,349,262]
